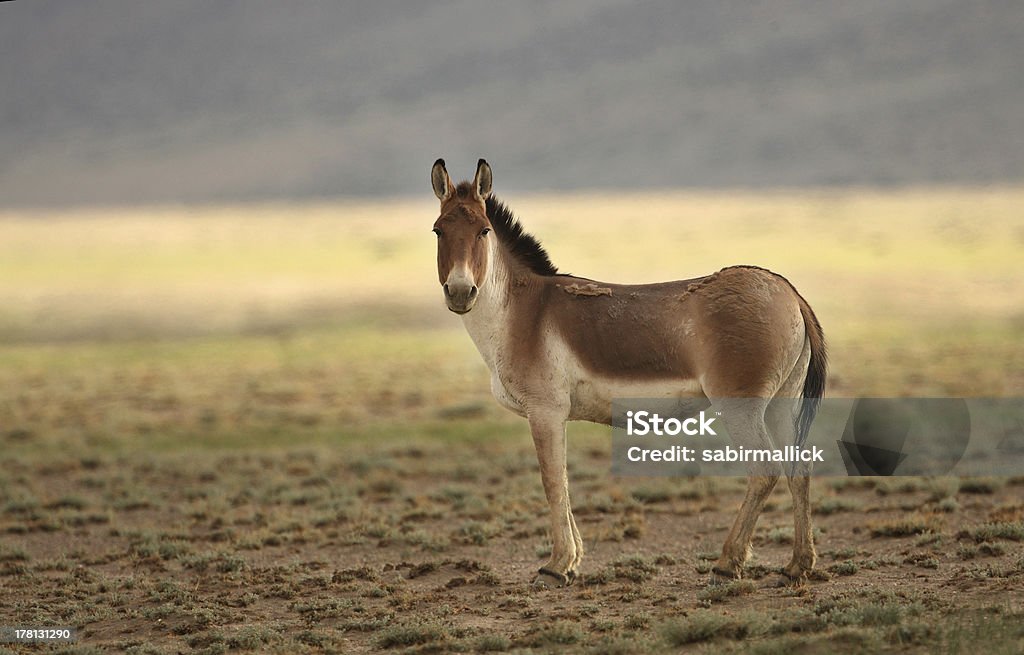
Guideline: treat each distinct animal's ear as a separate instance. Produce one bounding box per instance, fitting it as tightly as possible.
[473,158,492,200]
[431,158,453,201]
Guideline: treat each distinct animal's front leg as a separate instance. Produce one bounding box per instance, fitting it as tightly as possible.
[529,412,580,587]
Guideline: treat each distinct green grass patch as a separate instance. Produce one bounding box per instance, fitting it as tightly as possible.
[661,610,767,645]
[964,521,1024,542]
[697,579,758,604]
[375,622,448,649]
[815,496,862,515]
[868,515,943,538]
[958,478,1006,495]
[829,560,859,576]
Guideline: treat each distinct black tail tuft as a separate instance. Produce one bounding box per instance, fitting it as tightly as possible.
[796,298,828,447]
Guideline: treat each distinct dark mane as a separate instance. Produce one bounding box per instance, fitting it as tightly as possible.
[484,194,561,276]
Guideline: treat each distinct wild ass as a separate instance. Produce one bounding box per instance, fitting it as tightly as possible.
[430,159,827,587]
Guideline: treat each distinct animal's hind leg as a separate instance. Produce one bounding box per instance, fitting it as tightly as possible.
[783,468,815,580]
[711,400,781,581]
[767,342,817,582]
[765,400,816,581]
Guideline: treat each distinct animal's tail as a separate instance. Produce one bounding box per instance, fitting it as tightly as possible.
[795,296,828,448]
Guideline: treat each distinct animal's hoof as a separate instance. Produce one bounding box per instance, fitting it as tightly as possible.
[708,567,740,586]
[771,573,802,588]
[533,567,572,588]
[775,567,822,586]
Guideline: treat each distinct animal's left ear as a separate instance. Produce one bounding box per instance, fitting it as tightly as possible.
[473,158,492,200]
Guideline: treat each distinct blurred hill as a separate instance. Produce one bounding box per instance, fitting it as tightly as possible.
[1,0,1022,206]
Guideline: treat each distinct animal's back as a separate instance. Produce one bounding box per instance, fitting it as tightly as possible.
[543,267,805,388]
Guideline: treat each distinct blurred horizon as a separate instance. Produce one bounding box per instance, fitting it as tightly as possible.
[2,1,1023,208]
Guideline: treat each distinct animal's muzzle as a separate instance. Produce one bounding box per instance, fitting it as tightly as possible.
[443,282,478,314]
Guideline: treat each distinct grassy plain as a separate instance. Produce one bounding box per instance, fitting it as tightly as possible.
[0,189,1023,653]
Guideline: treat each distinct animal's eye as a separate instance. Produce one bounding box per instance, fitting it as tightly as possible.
[432,227,442,237]
[479,228,491,238]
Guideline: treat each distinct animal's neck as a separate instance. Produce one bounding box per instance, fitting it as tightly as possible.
[459,240,519,372]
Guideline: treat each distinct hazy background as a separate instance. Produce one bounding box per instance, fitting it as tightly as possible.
[2,0,1023,206]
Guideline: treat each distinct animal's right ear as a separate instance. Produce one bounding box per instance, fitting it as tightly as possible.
[431,158,453,201]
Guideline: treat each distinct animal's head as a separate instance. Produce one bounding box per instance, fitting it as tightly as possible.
[430,158,494,314]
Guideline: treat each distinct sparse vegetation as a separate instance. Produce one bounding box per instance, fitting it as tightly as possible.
[816,496,863,516]
[609,554,659,583]
[661,610,767,645]
[868,515,943,538]
[697,579,757,604]
[477,634,512,652]
[963,521,1024,542]
[958,478,1006,495]
[376,622,448,649]
[829,560,859,576]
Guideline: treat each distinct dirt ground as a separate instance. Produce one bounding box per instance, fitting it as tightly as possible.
[2,437,1023,654]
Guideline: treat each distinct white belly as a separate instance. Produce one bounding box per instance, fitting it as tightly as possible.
[568,373,707,424]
